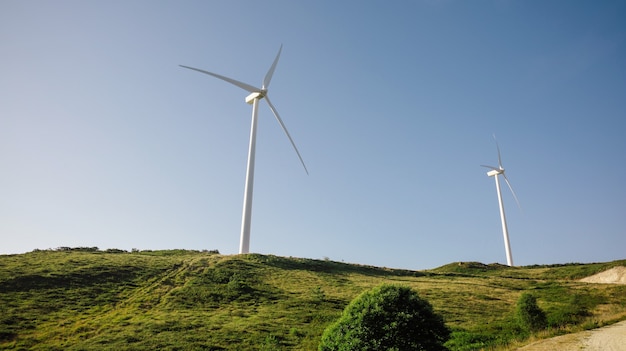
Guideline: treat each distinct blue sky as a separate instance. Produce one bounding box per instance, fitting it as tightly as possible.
[1,1,625,270]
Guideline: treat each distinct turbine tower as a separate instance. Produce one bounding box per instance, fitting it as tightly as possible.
[180,45,308,254]
[481,136,520,266]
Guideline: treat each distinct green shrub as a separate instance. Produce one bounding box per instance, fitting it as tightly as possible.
[319,284,450,351]
[516,293,547,332]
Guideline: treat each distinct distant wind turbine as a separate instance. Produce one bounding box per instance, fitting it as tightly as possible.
[180,45,308,254]
[481,136,520,266]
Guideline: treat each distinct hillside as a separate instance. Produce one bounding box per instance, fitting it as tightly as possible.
[1,249,625,350]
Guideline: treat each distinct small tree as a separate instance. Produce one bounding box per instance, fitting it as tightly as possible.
[516,293,547,332]
[319,284,450,351]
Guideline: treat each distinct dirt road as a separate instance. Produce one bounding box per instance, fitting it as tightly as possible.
[517,320,626,351]
[584,321,626,351]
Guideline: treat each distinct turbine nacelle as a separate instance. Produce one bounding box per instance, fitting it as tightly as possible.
[245,91,265,104]
[480,165,504,177]
[486,168,503,177]
[482,164,505,177]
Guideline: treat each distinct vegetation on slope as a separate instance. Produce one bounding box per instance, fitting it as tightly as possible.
[1,249,625,350]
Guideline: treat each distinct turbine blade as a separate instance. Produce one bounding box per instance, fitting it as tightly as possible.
[263,45,283,90]
[502,174,521,209]
[493,134,503,169]
[481,165,499,170]
[264,95,309,175]
[180,65,259,93]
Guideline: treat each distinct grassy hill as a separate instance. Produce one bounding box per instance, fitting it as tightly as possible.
[1,249,625,350]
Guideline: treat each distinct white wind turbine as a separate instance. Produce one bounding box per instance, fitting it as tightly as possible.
[180,45,308,254]
[481,136,520,266]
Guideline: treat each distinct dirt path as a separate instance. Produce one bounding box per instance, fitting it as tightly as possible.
[517,320,626,351]
[584,321,626,351]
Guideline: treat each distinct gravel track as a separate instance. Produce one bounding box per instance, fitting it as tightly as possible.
[517,320,626,351]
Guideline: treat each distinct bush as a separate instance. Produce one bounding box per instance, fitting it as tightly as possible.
[319,284,450,351]
[516,293,547,332]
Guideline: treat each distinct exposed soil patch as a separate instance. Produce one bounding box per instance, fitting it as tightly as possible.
[580,266,626,284]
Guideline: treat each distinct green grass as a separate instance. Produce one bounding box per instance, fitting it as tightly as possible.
[1,249,625,350]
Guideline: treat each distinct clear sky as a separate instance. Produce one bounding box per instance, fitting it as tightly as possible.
[1,1,625,270]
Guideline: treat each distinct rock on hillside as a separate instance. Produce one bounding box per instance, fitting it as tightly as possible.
[580,266,626,285]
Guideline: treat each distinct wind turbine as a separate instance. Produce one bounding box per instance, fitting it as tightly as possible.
[180,45,308,254]
[481,136,520,266]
